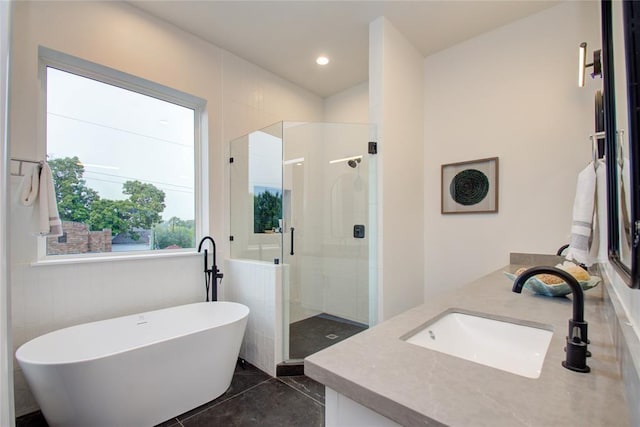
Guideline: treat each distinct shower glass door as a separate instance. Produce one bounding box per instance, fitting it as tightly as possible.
[282,122,374,361]
[229,122,283,262]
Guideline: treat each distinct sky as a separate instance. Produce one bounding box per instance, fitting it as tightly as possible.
[46,67,195,222]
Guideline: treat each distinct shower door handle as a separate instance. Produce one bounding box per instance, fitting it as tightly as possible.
[290,227,295,256]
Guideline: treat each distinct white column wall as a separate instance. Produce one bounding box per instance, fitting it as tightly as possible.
[370,17,425,321]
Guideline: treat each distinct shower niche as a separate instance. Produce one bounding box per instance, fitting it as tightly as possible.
[230,121,377,363]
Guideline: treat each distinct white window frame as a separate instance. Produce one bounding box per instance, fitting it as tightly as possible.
[35,46,208,264]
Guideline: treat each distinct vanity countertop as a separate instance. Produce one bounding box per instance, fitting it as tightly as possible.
[304,266,630,426]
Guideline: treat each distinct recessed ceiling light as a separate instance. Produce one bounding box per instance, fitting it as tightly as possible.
[316,56,330,66]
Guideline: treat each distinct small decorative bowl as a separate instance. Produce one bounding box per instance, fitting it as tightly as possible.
[503,272,601,297]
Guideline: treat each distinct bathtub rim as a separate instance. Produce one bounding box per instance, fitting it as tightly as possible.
[15,301,249,366]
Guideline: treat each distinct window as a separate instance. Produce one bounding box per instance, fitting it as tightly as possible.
[40,48,206,258]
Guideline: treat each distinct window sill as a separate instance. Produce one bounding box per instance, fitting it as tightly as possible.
[31,249,201,267]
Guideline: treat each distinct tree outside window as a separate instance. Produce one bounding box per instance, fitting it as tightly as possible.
[253,186,282,233]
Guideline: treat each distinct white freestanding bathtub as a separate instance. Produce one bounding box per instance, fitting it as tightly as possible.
[16,301,249,427]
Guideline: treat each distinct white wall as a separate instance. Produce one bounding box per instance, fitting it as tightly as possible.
[370,17,425,321]
[9,1,323,416]
[324,82,369,124]
[1,1,15,425]
[423,1,601,297]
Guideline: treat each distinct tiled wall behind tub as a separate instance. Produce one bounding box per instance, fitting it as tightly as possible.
[222,259,284,377]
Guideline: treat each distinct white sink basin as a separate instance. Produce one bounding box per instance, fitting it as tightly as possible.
[403,309,553,379]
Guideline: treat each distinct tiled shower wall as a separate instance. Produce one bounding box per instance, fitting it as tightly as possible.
[222,259,284,377]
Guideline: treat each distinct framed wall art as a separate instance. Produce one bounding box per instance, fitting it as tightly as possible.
[441,157,498,214]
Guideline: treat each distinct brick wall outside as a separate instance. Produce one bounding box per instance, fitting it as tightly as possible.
[88,229,112,253]
[47,221,112,255]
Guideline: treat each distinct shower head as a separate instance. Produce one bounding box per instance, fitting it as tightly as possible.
[348,158,361,168]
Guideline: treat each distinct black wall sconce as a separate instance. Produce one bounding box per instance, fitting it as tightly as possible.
[579,42,602,87]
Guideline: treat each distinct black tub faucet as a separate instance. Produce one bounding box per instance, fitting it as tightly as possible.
[512,266,590,373]
[198,236,223,301]
[198,236,216,273]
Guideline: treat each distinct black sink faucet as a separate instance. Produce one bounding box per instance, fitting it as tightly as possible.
[198,236,223,301]
[512,266,590,373]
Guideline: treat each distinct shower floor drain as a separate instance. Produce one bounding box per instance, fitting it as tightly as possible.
[325,334,339,340]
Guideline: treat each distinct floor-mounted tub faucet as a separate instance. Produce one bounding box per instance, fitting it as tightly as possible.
[512,266,590,373]
[198,236,224,301]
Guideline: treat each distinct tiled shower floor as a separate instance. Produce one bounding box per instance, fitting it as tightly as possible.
[16,362,325,427]
[289,313,367,359]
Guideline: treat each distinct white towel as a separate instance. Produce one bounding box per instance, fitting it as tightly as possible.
[565,162,597,266]
[18,164,40,206]
[39,162,63,237]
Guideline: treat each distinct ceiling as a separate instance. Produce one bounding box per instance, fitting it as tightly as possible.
[129,1,560,98]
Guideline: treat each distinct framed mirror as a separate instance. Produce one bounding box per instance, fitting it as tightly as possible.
[604,0,640,288]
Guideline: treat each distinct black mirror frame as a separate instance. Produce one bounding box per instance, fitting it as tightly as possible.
[604,0,640,288]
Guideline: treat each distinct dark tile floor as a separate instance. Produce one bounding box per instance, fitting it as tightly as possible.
[16,362,325,427]
[289,313,367,359]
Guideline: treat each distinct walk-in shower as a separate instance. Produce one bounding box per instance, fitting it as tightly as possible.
[230,121,377,364]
